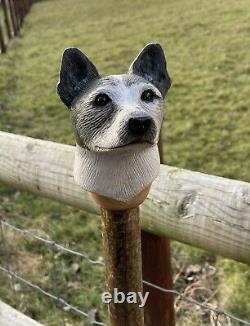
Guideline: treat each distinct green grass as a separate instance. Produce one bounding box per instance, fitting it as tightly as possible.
[0,0,250,325]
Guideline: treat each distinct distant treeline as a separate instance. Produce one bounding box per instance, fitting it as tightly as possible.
[0,0,33,54]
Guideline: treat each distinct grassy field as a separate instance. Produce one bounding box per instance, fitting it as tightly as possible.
[0,0,250,325]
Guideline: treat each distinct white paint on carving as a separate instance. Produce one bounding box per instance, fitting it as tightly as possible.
[75,75,164,151]
[74,143,160,201]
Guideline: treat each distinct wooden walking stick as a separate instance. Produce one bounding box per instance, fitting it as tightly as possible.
[100,207,143,325]
[57,43,171,325]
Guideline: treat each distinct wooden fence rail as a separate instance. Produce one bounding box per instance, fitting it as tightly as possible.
[0,131,249,264]
[0,0,33,54]
[0,300,43,326]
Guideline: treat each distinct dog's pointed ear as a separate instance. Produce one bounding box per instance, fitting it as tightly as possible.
[128,43,171,97]
[57,48,100,108]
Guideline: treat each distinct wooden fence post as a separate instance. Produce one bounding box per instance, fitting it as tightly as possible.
[2,0,13,39]
[101,207,144,326]
[0,20,7,53]
[12,0,21,32]
[142,134,175,326]
[9,0,18,36]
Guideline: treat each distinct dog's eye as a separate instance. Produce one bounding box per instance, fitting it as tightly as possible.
[141,89,157,102]
[94,93,111,107]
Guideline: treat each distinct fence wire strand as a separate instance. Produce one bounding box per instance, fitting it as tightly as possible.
[142,280,250,325]
[0,218,104,266]
[0,265,105,326]
[1,217,250,326]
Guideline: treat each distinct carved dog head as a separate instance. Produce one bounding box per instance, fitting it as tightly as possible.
[57,44,171,152]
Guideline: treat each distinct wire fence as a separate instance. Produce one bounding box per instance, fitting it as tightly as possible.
[0,216,250,326]
[0,265,105,326]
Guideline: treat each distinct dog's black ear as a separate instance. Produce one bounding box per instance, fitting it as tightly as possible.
[129,43,171,97]
[57,48,100,108]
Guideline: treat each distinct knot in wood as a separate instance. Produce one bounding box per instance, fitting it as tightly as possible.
[177,191,197,218]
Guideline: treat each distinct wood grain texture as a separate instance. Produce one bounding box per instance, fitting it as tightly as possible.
[0,300,43,325]
[101,207,144,326]
[0,131,249,263]
[90,185,151,210]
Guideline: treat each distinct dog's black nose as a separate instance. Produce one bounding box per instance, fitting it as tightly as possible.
[128,116,152,136]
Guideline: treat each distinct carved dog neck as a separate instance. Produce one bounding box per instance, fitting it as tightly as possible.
[74,143,160,202]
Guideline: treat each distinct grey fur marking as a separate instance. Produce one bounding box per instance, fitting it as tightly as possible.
[71,74,163,152]
[57,43,171,201]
